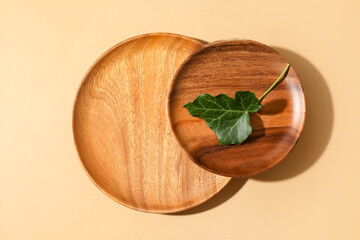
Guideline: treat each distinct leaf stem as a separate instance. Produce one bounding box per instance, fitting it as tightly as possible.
[259,63,290,102]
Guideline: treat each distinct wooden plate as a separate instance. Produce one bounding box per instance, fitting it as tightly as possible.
[72,33,231,213]
[168,39,306,177]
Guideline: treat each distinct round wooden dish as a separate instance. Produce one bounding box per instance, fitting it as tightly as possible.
[168,39,306,178]
[72,33,231,213]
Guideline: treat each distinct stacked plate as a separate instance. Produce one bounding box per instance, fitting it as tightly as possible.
[72,33,305,213]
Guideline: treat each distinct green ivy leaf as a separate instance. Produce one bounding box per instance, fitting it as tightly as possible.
[184,91,262,145]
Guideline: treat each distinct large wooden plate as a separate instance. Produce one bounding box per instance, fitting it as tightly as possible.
[168,39,306,177]
[73,33,231,213]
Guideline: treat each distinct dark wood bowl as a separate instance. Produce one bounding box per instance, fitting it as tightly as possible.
[168,39,306,177]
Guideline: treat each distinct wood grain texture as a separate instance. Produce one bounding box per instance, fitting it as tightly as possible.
[168,39,306,177]
[72,33,230,213]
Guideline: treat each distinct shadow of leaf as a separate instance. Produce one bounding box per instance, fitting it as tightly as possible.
[258,99,288,115]
[244,114,265,144]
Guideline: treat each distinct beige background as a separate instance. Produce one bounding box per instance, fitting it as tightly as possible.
[1,0,359,239]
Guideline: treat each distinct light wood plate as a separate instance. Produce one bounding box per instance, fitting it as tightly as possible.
[168,39,306,177]
[72,33,231,213]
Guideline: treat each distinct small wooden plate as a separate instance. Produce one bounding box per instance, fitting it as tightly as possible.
[72,33,230,213]
[168,39,306,177]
